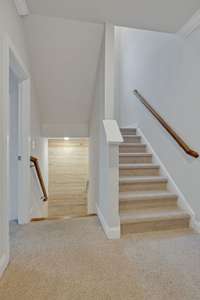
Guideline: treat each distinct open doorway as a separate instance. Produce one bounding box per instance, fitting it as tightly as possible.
[48,138,89,218]
[0,36,31,274]
[7,45,30,226]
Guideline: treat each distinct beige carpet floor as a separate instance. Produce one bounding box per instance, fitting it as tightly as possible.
[0,217,200,300]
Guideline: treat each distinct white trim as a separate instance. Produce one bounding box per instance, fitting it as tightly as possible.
[97,206,120,239]
[0,254,9,278]
[17,79,31,224]
[178,9,200,38]
[103,119,123,144]
[137,127,199,231]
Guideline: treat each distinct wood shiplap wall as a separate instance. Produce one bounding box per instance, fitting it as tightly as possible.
[48,139,88,217]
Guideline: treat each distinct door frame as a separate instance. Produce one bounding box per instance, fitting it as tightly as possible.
[0,34,31,276]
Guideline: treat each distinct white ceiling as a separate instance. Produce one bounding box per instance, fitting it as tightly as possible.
[24,15,104,127]
[27,0,200,33]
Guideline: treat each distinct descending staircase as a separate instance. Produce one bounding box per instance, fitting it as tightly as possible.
[119,128,190,235]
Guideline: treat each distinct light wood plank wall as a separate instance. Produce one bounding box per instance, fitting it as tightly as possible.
[48,139,88,217]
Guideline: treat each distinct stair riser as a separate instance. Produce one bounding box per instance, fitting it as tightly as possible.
[119,181,167,192]
[119,168,159,176]
[121,217,190,234]
[121,129,137,135]
[120,145,146,153]
[123,136,141,143]
[119,156,152,164]
[120,198,178,211]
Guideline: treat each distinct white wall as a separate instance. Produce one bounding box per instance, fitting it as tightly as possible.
[89,36,118,232]
[116,26,200,222]
[9,68,19,221]
[0,0,45,276]
[30,137,48,218]
[88,37,105,214]
[30,86,48,218]
[89,24,120,238]
[24,15,104,137]
[0,0,30,275]
[105,24,115,119]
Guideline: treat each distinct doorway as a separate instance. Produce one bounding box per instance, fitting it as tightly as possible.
[48,138,88,218]
[0,36,31,275]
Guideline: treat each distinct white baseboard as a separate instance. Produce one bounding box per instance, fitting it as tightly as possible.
[0,254,9,278]
[96,206,120,239]
[136,127,199,231]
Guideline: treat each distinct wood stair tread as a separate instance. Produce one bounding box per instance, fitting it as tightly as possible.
[120,129,137,135]
[119,176,168,184]
[119,153,152,157]
[122,135,139,137]
[120,143,146,146]
[120,128,137,130]
[119,190,177,201]
[120,207,190,224]
[119,163,159,169]
[119,127,190,235]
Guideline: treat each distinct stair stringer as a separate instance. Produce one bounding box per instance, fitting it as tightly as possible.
[134,126,200,232]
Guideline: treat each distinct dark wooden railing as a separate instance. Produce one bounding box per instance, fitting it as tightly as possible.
[133,90,199,158]
[30,156,48,201]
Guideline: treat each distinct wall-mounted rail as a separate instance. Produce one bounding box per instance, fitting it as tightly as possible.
[30,156,48,201]
[133,90,199,158]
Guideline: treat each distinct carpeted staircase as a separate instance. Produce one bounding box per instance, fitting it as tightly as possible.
[119,128,190,234]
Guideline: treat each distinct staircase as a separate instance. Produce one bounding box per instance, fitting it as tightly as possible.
[119,128,190,235]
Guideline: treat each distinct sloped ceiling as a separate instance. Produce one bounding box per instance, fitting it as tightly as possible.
[24,1,200,136]
[24,15,104,135]
[27,0,200,33]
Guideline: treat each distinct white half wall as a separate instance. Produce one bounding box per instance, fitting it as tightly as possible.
[89,24,121,238]
[116,26,200,222]
[88,35,105,214]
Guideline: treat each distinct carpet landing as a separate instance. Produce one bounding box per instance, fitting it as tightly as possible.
[0,217,200,299]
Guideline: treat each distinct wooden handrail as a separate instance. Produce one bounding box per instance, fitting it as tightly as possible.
[133,90,199,158]
[30,156,48,201]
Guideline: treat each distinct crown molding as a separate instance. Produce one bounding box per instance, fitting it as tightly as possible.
[13,0,29,16]
[178,9,200,38]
